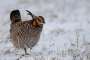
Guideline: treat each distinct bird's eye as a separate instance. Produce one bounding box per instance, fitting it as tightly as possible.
[38,19,41,22]
[38,17,42,22]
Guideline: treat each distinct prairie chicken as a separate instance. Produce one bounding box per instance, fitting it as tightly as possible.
[10,10,45,55]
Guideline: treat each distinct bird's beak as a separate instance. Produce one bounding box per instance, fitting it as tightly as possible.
[40,22,45,24]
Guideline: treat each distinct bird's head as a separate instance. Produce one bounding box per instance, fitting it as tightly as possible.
[26,10,45,28]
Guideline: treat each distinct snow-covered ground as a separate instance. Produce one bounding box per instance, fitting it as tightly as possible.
[0,0,90,60]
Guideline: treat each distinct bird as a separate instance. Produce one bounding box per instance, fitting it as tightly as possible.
[10,10,45,55]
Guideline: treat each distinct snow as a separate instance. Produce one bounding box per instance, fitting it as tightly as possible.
[0,0,90,60]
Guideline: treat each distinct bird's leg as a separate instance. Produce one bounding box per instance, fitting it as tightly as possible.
[24,48,27,55]
[24,48,29,55]
[30,48,32,52]
[22,48,29,56]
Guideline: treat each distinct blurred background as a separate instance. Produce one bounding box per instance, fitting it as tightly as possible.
[0,0,90,35]
[0,0,90,60]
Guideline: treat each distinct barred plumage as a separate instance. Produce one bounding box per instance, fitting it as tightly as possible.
[10,10,45,55]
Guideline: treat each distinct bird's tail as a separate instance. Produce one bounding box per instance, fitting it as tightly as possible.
[10,10,22,24]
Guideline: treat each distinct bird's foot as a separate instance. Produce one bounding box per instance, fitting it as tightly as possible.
[21,53,29,56]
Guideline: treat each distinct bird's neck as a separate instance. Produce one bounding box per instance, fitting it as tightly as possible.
[32,20,43,28]
[33,20,36,26]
